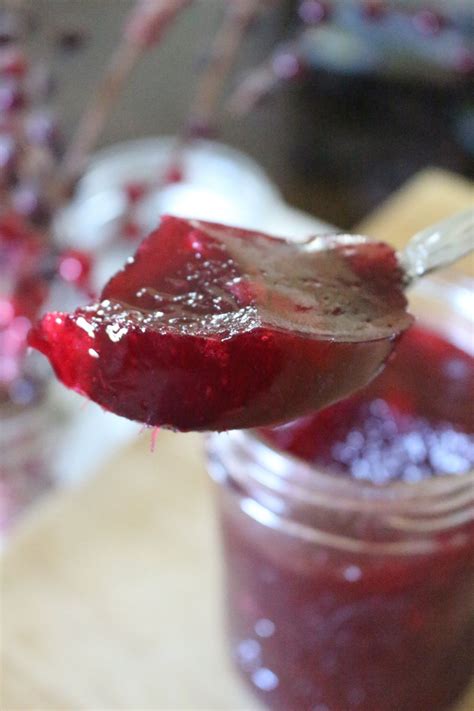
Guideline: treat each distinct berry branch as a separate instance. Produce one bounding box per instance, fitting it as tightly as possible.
[184,0,268,139]
[60,0,193,190]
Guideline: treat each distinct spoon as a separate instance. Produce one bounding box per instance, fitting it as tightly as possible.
[29,210,473,431]
[304,208,473,284]
[397,208,473,284]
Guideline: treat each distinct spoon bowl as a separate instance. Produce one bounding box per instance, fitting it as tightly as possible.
[29,210,473,431]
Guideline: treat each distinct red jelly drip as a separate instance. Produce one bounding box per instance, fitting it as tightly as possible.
[260,325,474,483]
[29,216,412,431]
[220,326,474,711]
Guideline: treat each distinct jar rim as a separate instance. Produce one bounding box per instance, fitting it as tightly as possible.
[208,427,473,554]
[232,428,474,514]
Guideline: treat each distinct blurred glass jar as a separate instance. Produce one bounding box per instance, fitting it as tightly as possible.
[0,385,56,542]
[207,274,474,711]
[54,137,287,289]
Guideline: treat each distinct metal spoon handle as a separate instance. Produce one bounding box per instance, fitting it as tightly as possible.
[399,208,474,285]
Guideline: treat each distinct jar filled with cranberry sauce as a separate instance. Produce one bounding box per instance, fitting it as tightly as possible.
[207,274,474,711]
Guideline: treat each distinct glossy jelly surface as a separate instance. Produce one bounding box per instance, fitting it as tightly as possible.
[260,325,474,484]
[29,215,412,431]
[215,325,474,711]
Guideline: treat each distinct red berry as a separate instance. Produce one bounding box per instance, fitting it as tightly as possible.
[57,28,87,53]
[272,51,305,81]
[454,48,474,75]
[298,1,330,26]
[12,183,50,226]
[122,220,142,241]
[360,1,387,21]
[0,79,25,112]
[124,180,147,205]
[0,46,28,77]
[0,210,49,390]
[58,249,92,290]
[164,164,183,184]
[12,279,48,322]
[185,117,218,140]
[25,110,60,150]
[0,211,41,247]
[412,10,445,37]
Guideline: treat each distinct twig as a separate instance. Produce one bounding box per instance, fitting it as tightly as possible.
[157,0,269,188]
[60,0,192,189]
[227,35,304,116]
[184,0,266,136]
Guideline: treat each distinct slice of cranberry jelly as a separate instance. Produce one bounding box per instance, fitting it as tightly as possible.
[29,216,412,431]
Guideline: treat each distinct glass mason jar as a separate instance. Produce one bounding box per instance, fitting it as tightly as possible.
[206,274,474,711]
[0,390,56,542]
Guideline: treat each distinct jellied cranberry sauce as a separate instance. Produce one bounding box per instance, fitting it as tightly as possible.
[217,325,474,711]
[29,216,412,431]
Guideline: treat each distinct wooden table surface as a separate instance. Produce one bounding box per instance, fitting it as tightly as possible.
[1,169,473,710]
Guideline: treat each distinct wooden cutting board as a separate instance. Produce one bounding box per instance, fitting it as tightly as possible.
[1,169,473,711]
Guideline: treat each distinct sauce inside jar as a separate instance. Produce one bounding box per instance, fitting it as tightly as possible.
[260,325,474,485]
[215,324,474,711]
